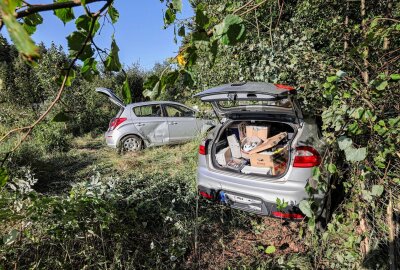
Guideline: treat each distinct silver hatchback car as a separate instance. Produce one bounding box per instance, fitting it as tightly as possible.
[96,88,214,152]
[195,82,324,219]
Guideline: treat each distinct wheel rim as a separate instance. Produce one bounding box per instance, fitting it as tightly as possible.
[123,137,141,152]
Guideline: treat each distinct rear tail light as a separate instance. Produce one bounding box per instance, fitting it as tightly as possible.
[109,117,127,131]
[293,146,321,168]
[274,84,295,91]
[199,191,214,200]
[272,211,305,219]
[199,139,209,155]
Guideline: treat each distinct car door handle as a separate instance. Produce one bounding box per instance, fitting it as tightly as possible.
[169,122,178,125]
[135,123,145,127]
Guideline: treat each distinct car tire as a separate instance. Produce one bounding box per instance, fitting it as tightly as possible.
[119,135,143,153]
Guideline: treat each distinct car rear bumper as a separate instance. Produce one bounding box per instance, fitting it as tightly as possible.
[197,165,311,215]
[105,131,118,148]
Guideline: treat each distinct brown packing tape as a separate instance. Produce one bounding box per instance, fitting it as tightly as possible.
[248,132,287,154]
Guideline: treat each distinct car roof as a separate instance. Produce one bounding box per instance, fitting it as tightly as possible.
[194,81,295,98]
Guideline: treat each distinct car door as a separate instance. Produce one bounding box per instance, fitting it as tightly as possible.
[132,104,169,145]
[163,104,199,143]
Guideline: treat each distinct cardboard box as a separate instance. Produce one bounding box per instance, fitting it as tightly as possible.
[249,147,288,175]
[245,125,269,141]
[216,147,232,166]
[248,132,287,154]
[227,135,242,158]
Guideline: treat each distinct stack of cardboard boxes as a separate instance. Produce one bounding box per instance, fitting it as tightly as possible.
[215,122,288,176]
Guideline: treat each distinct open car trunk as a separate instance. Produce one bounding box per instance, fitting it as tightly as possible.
[211,120,296,178]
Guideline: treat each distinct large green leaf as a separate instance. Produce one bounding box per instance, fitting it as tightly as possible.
[0,167,9,188]
[345,147,367,162]
[122,78,132,104]
[76,15,100,34]
[164,8,176,26]
[53,0,75,25]
[81,57,98,81]
[0,1,39,59]
[214,14,246,45]
[338,136,352,150]
[23,13,43,35]
[66,31,93,60]
[105,39,121,72]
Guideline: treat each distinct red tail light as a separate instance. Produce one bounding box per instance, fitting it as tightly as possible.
[109,117,127,131]
[199,191,213,200]
[274,84,295,91]
[272,211,305,219]
[199,139,209,155]
[293,146,321,168]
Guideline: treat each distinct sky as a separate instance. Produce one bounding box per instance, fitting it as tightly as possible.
[4,0,194,70]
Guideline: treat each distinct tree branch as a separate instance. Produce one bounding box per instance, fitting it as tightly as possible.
[15,0,108,19]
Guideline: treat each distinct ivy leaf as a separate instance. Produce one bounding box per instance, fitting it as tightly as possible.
[345,147,367,162]
[338,136,352,150]
[265,245,276,254]
[0,2,39,59]
[327,163,337,174]
[122,78,132,104]
[327,75,338,82]
[52,112,70,122]
[299,200,313,218]
[371,185,384,197]
[105,39,122,72]
[172,0,182,12]
[108,6,119,24]
[53,0,75,25]
[375,80,388,91]
[0,167,9,188]
[390,74,400,81]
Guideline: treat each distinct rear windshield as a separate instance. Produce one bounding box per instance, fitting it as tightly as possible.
[218,98,292,109]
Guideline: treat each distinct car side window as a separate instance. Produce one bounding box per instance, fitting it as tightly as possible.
[165,104,195,117]
[133,104,163,117]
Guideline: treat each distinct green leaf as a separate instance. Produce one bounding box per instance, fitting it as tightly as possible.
[195,5,210,29]
[390,74,400,81]
[66,31,93,60]
[105,39,121,72]
[0,167,9,188]
[178,25,185,37]
[327,75,338,82]
[143,81,161,100]
[161,70,179,86]
[215,14,246,45]
[108,6,119,24]
[0,2,39,59]
[371,185,384,197]
[144,75,160,90]
[172,0,182,12]
[76,15,100,34]
[81,57,98,81]
[164,8,176,25]
[53,0,75,25]
[299,200,313,218]
[3,229,19,246]
[345,147,367,162]
[375,80,388,91]
[23,13,43,35]
[327,163,337,174]
[56,69,76,87]
[52,112,70,122]
[265,245,276,254]
[338,136,352,150]
[122,78,132,104]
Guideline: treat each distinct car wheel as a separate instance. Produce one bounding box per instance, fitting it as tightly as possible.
[119,135,143,153]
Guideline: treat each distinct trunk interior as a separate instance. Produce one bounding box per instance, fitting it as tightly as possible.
[212,120,296,178]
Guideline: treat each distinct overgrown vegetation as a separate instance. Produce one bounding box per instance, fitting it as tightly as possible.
[0,0,399,269]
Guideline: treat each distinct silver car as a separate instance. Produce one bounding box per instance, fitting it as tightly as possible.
[195,82,324,219]
[96,88,214,152]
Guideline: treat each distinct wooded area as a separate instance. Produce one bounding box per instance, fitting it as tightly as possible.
[0,0,399,269]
